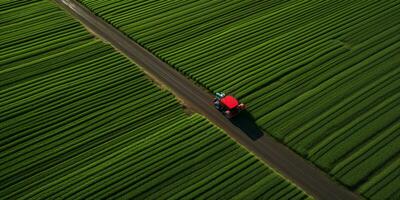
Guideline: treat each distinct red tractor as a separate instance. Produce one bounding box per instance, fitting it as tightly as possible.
[213,92,246,118]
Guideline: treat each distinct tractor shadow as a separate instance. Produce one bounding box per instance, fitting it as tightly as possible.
[229,110,264,141]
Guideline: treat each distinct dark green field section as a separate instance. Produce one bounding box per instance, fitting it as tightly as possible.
[0,1,310,199]
[78,0,400,199]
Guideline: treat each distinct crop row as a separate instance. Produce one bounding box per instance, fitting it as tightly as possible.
[0,1,309,199]
[79,0,400,198]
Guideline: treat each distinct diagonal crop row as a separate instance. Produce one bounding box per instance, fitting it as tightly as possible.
[78,0,400,199]
[0,1,310,199]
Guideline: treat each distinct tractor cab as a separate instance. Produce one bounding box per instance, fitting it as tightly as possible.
[213,92,246,118]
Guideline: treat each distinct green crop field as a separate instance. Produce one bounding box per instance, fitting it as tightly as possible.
[0,1,310,199]
[78,0,400,199]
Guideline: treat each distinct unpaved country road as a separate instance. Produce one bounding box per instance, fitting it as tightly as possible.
[55,0,361,199]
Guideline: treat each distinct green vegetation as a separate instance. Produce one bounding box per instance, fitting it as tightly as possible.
[0,1,309,199]
[78,0,400,199]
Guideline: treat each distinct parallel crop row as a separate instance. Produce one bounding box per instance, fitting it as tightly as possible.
[79,0,400,199]
[0,1,309,199]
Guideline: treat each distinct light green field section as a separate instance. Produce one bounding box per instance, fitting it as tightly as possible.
[0,1,309,199]
[78,0,400,199]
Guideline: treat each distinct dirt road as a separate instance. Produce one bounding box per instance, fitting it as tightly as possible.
[55,0,361,199]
